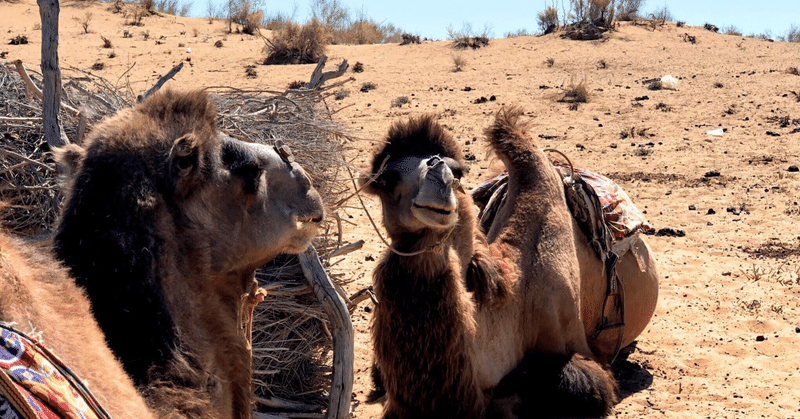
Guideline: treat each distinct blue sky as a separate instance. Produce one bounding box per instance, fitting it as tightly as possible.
[190,1,799,40]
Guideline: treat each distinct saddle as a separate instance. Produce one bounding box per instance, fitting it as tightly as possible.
[471,153,652,362]
[0,324,111,419]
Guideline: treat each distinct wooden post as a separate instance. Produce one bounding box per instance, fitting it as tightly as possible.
[298,247,353,419]
[37,0,69,147]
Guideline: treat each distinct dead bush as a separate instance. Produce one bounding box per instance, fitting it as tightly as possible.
[452,53,467,72]
[391,96,410,108]
[558,81,589,104]
[76,12,93,34]
[101,36,112,48]
[787,67,800,76]
[263,18,330,65]
[400,33,421,45]
[359,81,376,92]
[447,23,491,49]
[616,0,643,21]
[544,57,555,67]
[538,6,559,33]
[352,61,364,73]
[9,35,28,45]
[335,17,400,45]
[91,62,105,71]
[704,23,719,33]
[287,80,305,89]
[245,65,257,78]
[333,89,349,100]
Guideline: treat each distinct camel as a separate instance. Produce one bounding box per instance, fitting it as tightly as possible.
[0,89,324,418]
[361,107,659,418]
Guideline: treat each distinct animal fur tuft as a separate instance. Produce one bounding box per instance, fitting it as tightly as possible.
[488,352,619,418]
[483,106,537,165]
[369,114,464,177]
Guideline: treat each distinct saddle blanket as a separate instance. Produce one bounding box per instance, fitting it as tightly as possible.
[472,162,652,245]
[0,325,110,419]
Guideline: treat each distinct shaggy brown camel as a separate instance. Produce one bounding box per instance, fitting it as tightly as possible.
[0,90,324,418]
[361,107,659,418]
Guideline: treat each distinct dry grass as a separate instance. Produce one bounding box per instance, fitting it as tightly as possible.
[101,36,112,48]
[264,18,330,65]
[400,33,421,45]
[391,96,410,107]
[452,53,467,72]
[558,81,589,104]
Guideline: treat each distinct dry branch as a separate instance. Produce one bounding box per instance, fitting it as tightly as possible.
[137,62,184,103]
[299,247,353,419]
[306,55,349,90]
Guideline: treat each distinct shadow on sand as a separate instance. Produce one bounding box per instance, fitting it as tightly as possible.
[612,356,654,400]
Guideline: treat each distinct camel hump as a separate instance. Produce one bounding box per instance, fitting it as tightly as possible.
[483,106,537,163]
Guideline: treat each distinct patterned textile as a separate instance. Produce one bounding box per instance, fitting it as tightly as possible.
[0,325,110,419]
[550,160,652,241]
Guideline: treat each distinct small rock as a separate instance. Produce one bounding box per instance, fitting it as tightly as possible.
[463,86,472,92]
[722,271,731,276]
[756,335,766,342]
[766,131,781,137]
[689,205,696,210]
[707,208,716,215]
[653,227,686,237]
[364,306,372,313]
[634,95,649,101]
[489,95,496,101]
[610,143,617,149]
[365,255,375,262]
[795,327,800,333]
[464,154,476,161]
[704,170,721,178]
[789,165,799,172]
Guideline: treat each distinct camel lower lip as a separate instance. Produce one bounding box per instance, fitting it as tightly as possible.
[412,203,452,215]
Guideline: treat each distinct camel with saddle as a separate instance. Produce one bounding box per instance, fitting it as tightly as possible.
[361,107,659,418]
[0,90,324,418]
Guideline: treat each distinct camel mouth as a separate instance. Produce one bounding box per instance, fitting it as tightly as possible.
[412,203,452,216]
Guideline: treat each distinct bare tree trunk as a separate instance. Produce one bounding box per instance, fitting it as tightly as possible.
[37,0,69,147]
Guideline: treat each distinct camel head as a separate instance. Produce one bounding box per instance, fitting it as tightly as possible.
[52,90,324,417]
[361,115,466,237]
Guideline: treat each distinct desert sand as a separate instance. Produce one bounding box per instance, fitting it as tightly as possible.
[2,1,800,417]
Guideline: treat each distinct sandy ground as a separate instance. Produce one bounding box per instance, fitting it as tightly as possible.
[2,1,800,417]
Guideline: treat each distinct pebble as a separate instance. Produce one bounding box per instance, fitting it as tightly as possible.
[689,205,696,210]
[789,165,799,172]
[707,208,716,215]
[756,335,766,342]
[704,170,721,178]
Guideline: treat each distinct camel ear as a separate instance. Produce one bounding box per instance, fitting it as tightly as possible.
[54,144,85,189]
[358,170,400,196]
[169,133,206,197]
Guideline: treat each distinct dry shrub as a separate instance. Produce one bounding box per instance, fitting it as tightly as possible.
[544,57,555,67]
[77,12,92,34]
[787,67,800,76]
[245,65,257,78]
[786,25,800,43]
[558,81,589,103]
[616,0,643,21]
[333,89,349,100]
[214,40,223,47]
[538,6,559,33]
[335,18,396,45]
[101,36,112,48]
[704,23,719,33]
[91,62,105,70]
[391,96,410,107]
[452,53,467,72]
[263,18,330,65]
[9,35,28,45]
[400,33,421,45]
[359,81,376,92]
[447,23,491,49]
[154,0,190,16]
[351,61,364,73]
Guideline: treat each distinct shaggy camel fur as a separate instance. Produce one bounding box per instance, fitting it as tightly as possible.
[0,232,155,418]
[362,108,659,418]
[45,90,324,419]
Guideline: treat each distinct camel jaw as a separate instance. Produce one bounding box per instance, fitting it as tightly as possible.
[410,200,458,228]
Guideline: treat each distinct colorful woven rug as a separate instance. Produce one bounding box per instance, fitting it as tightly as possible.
[0,325,111,419]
